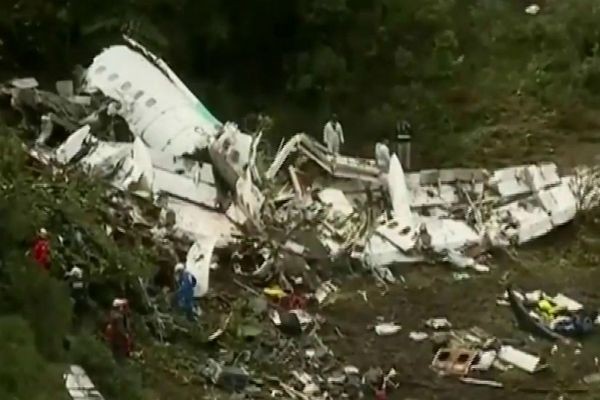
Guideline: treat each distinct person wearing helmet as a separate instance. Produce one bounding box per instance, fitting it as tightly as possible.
[104,298,133,358]
[174,263,197,321]
[32,228,51,271]
[65,266,87,315]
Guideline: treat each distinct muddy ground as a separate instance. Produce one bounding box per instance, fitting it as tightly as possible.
[324,227,600,400]
[141,217,600,400]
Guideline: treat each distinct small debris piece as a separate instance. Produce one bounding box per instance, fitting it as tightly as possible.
[11,77,38,89]
[471,350,497,371]
[525,4,540,15]
[552,293,583,312]
[375,323,402,336]
[453,272,471,281]
[263,285,287,299]
[409,331,429,342]
[314,280,339,304]
[64,365,105,400]
[216,366,250,392]
[270,310,302,335]
[425,318,452,330]
[344,366,360,375]
[497,345,543,373]
[431,348,477,376]
[460,377,503,388]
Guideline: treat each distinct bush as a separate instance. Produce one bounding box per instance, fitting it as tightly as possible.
[0,316,67,400]
[71,334,145,400]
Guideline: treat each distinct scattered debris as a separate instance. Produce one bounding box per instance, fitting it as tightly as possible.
[505,286,595,341]
[375,322,402,336]
[431,348,477,376]
[409,331,429,342]
[64,365,104,400]
[460,377,503,389]
[497,345,545,373]
[425,318,452,330]
[453,272,471,281]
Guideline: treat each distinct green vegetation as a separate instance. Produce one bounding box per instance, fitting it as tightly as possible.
[3,1,600,165]
[0,135,150,399]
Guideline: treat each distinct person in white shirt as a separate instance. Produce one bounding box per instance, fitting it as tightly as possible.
[323,114,344,154]
[375,139,391,173]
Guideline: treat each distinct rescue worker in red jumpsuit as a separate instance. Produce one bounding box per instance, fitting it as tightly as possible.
[31,228,51,271]
[104,298,133,359]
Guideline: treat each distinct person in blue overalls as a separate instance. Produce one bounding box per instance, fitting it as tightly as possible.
[174,263,197,321]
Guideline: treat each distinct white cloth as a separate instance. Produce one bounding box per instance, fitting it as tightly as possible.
[375,142,391,172]
[323,121,344,154]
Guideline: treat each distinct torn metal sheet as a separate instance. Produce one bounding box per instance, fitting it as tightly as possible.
[265,134,380,182]
[132,137,154,191]
[419,217,480,252]
[362,233,423,268]
[488,200,553,244]
[471,350,497,371]
[154,168,218,209]
[524,163,560,191]
[235,173,265,230]
[186,235,218,298]
[535,182,577,226]
[79,140,155,193]
[55,125,94,164]
[375,323,402,336]
[318,188,354,217]
[64,365,104,400]
[431,348,477,376]
[489,166,532,198]
[460,377,503,389]
[552,293,583,312]
[84,43,219,156]
[375,220,417,252]
[79,141,131,182]
[209,123,253,188]
[490,164,561,199]
[10,77,39,89]
[387,154,415,229]
[166,197,237,245]
[497,346,542,373]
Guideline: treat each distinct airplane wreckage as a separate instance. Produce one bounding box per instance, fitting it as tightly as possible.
[3,36,600,296]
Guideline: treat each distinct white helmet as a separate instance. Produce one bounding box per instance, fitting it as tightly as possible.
[68,266,83,279]
[112,298,128,308]
[174,263,185,273]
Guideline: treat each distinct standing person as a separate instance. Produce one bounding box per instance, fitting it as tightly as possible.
[104,298,133,359]
[31,228,51,271]
[174,263,197,321]
[375,139,391,173]
[65,266,87,315]
[394,118,413,170]
[323,114,345,154]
